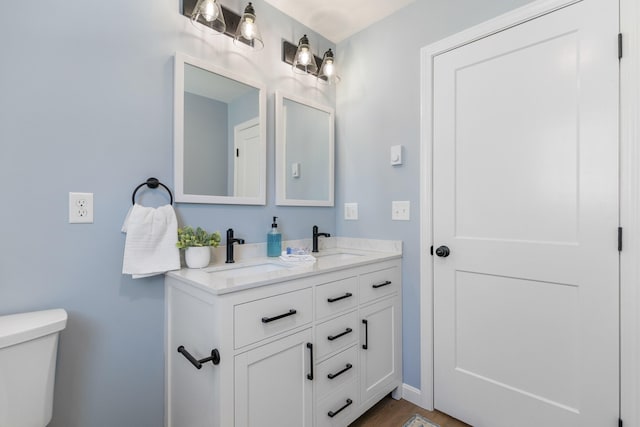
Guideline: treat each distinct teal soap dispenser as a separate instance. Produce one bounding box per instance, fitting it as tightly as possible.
[267,216,282,257]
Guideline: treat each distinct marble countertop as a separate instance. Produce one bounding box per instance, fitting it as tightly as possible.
[165,237,402,295]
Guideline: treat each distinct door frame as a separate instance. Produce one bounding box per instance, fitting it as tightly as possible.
[419,0,640,425]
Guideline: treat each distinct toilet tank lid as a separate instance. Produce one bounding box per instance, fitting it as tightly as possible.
[0,309,68,349]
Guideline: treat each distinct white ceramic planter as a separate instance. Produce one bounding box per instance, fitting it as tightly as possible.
[185,246,211,269]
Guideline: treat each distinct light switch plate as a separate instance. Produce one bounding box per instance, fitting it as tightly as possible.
[392,201,410,221]
[344,203,358,220]
[390,145,403,165]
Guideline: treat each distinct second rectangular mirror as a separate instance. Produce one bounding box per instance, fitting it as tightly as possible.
[174,52,267,204]
[275,92,335,206]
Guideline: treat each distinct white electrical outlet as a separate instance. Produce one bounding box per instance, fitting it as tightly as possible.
[392,201,410,221]
[344,203,358,220]
[69,192,94,223]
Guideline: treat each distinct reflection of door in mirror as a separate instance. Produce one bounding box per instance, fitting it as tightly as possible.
[175,53,265,205]
[234,119,260,197]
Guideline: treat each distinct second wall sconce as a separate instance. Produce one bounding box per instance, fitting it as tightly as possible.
[183,0,264,50]
[282,35,339,83]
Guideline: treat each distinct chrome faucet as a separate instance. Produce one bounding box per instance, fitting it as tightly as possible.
[225,228,245,263]
[312,225,330,253]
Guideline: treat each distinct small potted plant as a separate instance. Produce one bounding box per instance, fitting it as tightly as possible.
[177,226,222,268]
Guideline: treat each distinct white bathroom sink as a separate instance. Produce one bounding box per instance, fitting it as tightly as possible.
[315,252,364,262]
[205,262,289,279]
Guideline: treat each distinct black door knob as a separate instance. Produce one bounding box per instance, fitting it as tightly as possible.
[435,246,450,257]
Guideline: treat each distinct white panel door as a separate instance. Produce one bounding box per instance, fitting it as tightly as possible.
[234,119,260,197]
[432,1,619,426]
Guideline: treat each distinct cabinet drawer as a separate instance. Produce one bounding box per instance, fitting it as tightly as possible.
[359,267,400,304]
[234,288,312,348]
[315,311,358,360]
[315,379,359,427]
[315,276,358,320]
[315,345,358,399]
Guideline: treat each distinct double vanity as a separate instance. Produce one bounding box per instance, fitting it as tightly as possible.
[165,238,402,426]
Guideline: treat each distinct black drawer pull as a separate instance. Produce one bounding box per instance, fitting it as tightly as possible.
[327,292,353,303]
[177,346,220,369]
[306,342,314,380]
[328,398,353,418]
[327,363,353,379]
[262,309,297,323]
[327,327,353,341]
[372,280,392,289]
[362,319,368,350]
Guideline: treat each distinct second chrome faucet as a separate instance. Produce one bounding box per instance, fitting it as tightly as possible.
[226,228,245,263]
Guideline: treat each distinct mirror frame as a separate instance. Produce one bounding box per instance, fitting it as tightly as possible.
[174,52,267,205]
[275,91,335,206]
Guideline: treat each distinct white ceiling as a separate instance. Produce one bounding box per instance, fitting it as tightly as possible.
[264,0,416,43]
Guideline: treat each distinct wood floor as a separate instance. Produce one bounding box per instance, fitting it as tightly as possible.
[349,395,471,427]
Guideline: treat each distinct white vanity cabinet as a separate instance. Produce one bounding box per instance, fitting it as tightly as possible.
[165,257,402,427]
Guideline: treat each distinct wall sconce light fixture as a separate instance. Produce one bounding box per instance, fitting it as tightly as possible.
[190,0,226,34]
[234,3,264,50]
[282,36,339,82]
[318,49,340,84]
[182,0,263,50]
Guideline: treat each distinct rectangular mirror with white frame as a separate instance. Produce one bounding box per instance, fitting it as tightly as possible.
[275,92,335,206]
[174,52,267,205]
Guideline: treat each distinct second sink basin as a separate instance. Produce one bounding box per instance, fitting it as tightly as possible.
[205,262,289,279]
[315,252,364,262]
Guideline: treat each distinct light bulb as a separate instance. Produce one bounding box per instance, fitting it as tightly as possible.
[298,48,311,66]
[240,17,255,40]
[322,60,335,77]
[199,0,219,22]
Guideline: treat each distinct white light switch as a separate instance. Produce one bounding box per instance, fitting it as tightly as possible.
[390,145,403,166]
[344,203,358,220]
[291,162,300,178]
[392,201,410,221]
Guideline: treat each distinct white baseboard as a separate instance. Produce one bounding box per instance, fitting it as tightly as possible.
[401,383,423,407]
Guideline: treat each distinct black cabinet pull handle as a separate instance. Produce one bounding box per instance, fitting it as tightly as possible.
[328,398,353,418]
[306,342,314,380]
[362,319,368,350]
[327,292,353,303]
[327,363,353,379]
[177,346,220,369]
[262,309,297,323]
[372,280,392,289]
[328,327,353,341]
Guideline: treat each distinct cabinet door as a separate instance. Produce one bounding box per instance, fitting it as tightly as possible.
[360,296,401,404]
[235,329,313,427]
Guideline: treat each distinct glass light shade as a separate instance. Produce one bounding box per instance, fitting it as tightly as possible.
[234,3,264,50]
[318,49,340,84]
[293,35,318,75]
[191,0,226,34]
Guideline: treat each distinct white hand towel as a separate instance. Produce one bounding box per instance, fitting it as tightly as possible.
[122,204,181,278]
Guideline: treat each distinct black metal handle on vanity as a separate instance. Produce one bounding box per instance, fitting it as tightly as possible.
[328,399,353,418]
[306,343,314,380]
[327,363,353,380]
[262,309,297,323]
[177,346,220,369]
[372,280,392,289]
[362,319,369,350]
[328,328,353,341]
[327,292,353,303]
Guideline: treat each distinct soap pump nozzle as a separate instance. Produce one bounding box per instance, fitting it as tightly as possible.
[272,216,278,229]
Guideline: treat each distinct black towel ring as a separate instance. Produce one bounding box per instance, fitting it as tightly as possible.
[132,177,173,205]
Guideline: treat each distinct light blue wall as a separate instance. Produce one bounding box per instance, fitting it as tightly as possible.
[336,0,535,390]
[284,99,330,200]
[0,1,334,426]
[184,93,228,195]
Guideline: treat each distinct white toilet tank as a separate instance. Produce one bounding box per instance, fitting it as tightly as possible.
[0,309,68,427]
